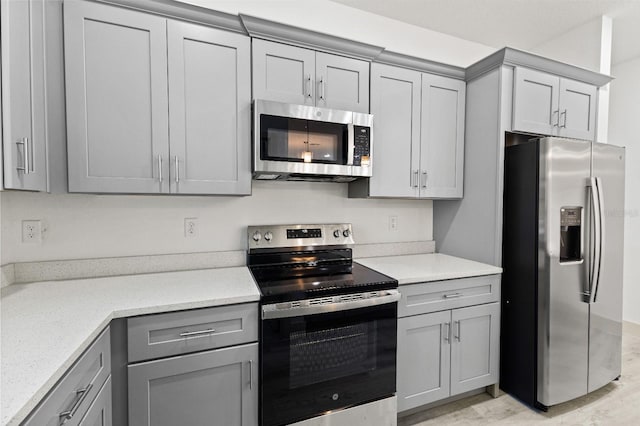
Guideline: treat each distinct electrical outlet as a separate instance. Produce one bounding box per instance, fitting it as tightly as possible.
[22,220,42,244]
[389,215,398,231]
[184,218,198,238]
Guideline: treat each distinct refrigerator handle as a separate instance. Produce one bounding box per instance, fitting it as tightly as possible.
[592,177,605,303]
[587,177,603,304]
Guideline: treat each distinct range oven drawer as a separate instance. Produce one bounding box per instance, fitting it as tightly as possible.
[398,274,501,318]
[128,303,258,363]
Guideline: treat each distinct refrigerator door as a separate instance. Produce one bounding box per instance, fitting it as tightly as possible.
[588,143,624,392]
[537,138,591,407]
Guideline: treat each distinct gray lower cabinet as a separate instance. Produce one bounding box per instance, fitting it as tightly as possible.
[23,327,111,426]
[349,63,465,199]
[396,276,500,413]
[79,377,113,426]
[128,343,259,426]
[252,39,370,113]
[1,0,48,191]
[512,66,597,141]
[64,0,251,195]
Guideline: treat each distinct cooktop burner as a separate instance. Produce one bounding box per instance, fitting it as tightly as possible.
[246,224,398,304]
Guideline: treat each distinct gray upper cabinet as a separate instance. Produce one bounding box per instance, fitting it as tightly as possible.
[252,39,315,106]
[513,66,597,141]
[252,39,370,113]
[557,77,597,140]
[315,52,369,112]
[350,63,465,199]
[1,0,48,191]
[65,1,251,195]
[420,74,465,198]
[365,63,421,198]
[128,343,258,426]
[449,302,500,395]
[167,21,251,195]
[397,310,451,412]
[64,0,169,193]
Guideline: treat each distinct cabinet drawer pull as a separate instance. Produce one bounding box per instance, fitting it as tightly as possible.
[16,137,31,174]
[412,170,419,188]
[157,154,163,183]
[58,383,93,424]
[552,109,559,127]
[174,155,180,184]
[421,171,428,188]
[319,76,325,100]
[179,328,216,338]
[443,293,463,299]
[560,109,567,128]
[443,322,450,343]
[249,359,254,389]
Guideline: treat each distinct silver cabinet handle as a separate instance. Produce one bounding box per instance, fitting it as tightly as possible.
[443,292,462,299]
[16,137,30,174]
[421,171,428,188]
[179,328,215,338]
[443,322,450,343]
[454,320,461,341]
[560,109,567,128]
[319,76,325,100]
[412,170,419,188]
[174,155,180,183]
[552,110,559,127]
[59,383,93,424]
[157,155,163,182]
[305,74,312,98]
[249,360,253,389]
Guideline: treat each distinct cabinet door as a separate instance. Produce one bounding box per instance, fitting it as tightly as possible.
[79,376,112,426]
[1,0,48,191]
[450,302,500,396]
[167,21,251,195]
[512,67,560,136]
[64,0,169,193]
[420,74,465,198]
[252,39,315,105]
[397,310,451,412]
[368,63,420,198]
[129,343,258,426]
[315,52,369,113]
[558,78,597,141]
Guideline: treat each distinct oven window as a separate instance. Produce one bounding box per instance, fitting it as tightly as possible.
[260,115,348,164]
[289,322,375,389]
[261,303,397,426]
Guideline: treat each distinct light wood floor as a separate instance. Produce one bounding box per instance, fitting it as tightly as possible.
[400,322,640,425]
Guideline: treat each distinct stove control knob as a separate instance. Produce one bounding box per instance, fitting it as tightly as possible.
[252,231,262,242]
[343,229,351,238]
[264,231,273,241]
[333,229,341,238]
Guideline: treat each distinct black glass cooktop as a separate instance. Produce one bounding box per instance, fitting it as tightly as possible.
[250,261,398,304]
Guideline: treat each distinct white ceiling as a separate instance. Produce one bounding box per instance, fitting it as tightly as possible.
[331,0,640,65]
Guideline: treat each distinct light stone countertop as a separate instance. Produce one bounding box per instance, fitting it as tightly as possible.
[0,267,260,426]
[357,253,502,284]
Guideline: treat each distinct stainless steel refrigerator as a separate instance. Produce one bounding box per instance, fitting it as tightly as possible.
[501,137,625,410]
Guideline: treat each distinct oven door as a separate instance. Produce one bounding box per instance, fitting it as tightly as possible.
[261,293,398,426]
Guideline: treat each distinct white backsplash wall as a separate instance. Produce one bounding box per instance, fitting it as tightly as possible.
[1,181,432,264]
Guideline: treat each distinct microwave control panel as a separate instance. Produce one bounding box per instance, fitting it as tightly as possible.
[353,126,371,166]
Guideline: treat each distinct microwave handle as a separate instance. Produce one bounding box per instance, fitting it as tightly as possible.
[347,123,355,165]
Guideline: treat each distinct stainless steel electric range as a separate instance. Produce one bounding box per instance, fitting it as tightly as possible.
[247,224,399,426]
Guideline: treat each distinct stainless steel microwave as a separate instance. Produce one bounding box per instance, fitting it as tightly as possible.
[253,100,373,182]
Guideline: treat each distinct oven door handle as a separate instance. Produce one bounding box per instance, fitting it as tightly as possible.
[262,290,401,320]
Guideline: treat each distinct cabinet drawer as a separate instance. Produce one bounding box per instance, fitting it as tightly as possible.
[24,326,111,426]
[128,303,258,362]
[398,275,500,317]
[79,376,112,426]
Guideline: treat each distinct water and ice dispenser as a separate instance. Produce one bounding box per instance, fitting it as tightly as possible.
[560,207,582,262]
